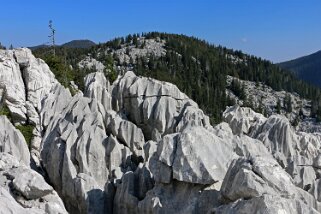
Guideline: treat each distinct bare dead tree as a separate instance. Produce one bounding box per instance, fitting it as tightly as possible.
[48,20,56,56]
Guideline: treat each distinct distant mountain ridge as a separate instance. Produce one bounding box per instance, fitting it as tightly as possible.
[278,50,321,87]
[61,39,96,48]
[29,39,96,50]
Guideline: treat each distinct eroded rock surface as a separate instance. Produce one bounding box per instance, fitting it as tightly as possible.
[1,48,321,214]
[0,154,68,214]
[112,71,210,141]
[215,157,320,213]
[0,116,30,166]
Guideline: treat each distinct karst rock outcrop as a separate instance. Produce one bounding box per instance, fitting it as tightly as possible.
[1,48,321,213]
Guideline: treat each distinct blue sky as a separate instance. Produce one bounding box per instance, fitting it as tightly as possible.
[1,0,321,62]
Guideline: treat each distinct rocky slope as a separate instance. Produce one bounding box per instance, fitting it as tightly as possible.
[1,48,321,213]
[78,37,166,74]
[227,75,321,133]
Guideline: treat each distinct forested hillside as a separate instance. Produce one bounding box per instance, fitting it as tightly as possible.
[278,50,321,88]
[32,32,321,123]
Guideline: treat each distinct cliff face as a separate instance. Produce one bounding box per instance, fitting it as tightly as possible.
[1,49,321,214]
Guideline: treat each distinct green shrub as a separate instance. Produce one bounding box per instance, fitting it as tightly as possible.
[106,68,118,83]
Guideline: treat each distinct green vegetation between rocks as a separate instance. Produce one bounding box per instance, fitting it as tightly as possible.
[15,124,34,149]
[1,105,34,149]
[0,105,11,118]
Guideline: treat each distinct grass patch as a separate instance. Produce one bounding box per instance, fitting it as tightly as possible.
[15,124,35,149]
[0,105,11,118]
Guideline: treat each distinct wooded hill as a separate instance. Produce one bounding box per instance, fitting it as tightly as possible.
[278,50,321,88]
[32,32,321,123]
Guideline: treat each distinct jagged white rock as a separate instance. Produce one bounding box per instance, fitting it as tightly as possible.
[12,167,53,199]
[0,48,60,169]
[41,94,110,213]
[172,126,236,184]
[78,56,106,73]
[0,116,30,166]
[112,71,210,141]
[0,50,27,122]
[13,48,57,111]
[223,105,266,135]
[112,38,166,65]
[3,47,321,214]
[217,157,321,213]
[105,110,145,157]
[0,154,67,214]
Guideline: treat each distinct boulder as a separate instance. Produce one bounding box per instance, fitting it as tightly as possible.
[0,48,60,167]
[0,153,67,214]
[11,167,53,199]
[0,186,31,214]
[219,156,321,213]
[172,126,236,184]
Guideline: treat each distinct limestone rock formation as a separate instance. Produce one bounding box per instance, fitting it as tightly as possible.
[0,50,27,123]
[14,48,57,110]
[2,48,321,214]
[0,48,59,169]
[223,105,266,135]
[112,71,210,141]
[0,116,30,166]
[84,72,112,121]
[0,154,68,214]
[41,94,111,213]
[111,37,166,66]
[215,157,320,213]
[78,56,106,73]
[224,105,321,213]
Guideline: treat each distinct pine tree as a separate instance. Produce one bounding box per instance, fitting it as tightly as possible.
[317,108,321,122]
[284,94,292,113]
[133,36,138,48]
[299,108,304,119]
[311,100,318,117]
[0,42,5,50]
[276,98,282,114]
